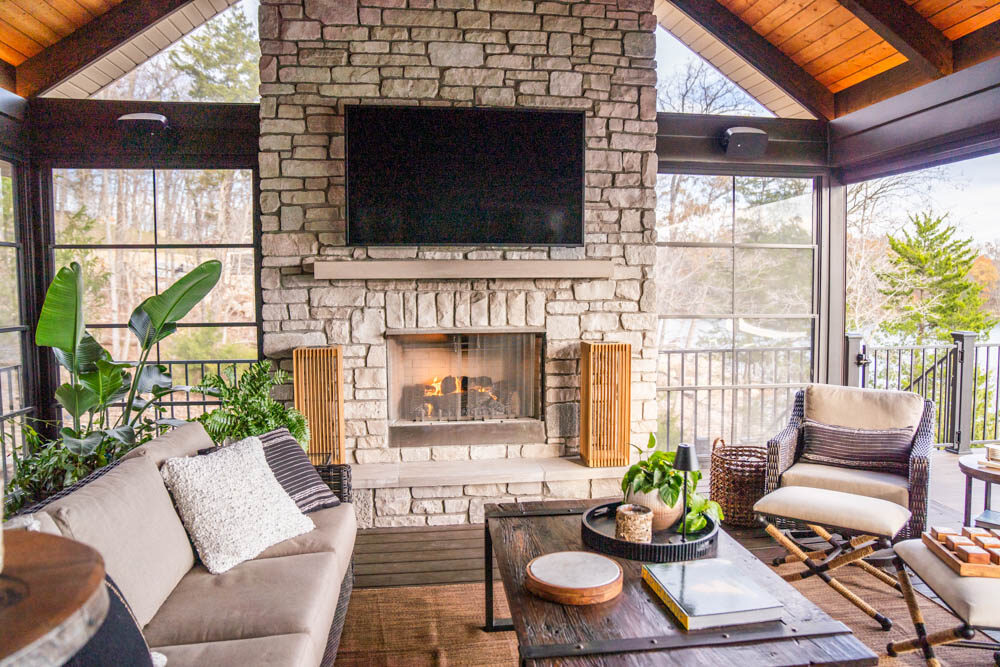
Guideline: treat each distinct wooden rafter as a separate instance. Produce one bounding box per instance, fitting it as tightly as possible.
[668,0,835,120]
[837,0,953,78]
[15,0,192,98]
[835,21,1000,116]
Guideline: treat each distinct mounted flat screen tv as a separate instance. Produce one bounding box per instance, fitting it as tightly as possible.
[346,105,584,246]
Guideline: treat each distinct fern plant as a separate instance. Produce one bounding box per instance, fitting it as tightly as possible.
[194,361,309,446]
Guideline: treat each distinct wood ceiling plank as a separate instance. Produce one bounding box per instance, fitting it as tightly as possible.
[783,7,863,63]
[0,17,46,62]
[930,0,1000,31]
[813,37,900,83]
[767,0,841,47]
[741,0,786,25]
[826,51,908,90]
[717,0,759,16]
[943,3,1000,38]
[669,0,835,118]
[0,4,67,45]
[799,24,884,74]
[837,0,954,77]
[36,0,93,27]
[12,2,76,36]
[910,0,963,17]
[73,0,118,14]
[753,0,815,36]
[0,39,26,66]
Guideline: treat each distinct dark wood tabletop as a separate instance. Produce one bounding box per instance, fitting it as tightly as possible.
[485,499,878,666]
[0,530,108,665]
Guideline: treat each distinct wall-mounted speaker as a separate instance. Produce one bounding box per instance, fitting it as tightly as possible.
[721,126,768,159]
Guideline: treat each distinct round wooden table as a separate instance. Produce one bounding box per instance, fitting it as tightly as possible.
[958,453,1000,528]
[0,531,108,666]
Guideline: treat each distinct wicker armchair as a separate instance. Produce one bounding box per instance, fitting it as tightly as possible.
[318,462,353,666]
[765,389,933,540]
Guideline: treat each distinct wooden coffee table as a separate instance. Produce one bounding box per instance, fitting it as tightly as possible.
[483,499,878,666]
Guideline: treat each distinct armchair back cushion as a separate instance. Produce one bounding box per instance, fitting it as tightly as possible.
[800,419,914,477]
[804,384,924,435]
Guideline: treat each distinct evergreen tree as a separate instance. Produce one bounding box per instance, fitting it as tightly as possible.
[168,4,260,103]
[877,212,997,343]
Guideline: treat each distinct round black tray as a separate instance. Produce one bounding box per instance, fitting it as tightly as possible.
[581,501,719,562]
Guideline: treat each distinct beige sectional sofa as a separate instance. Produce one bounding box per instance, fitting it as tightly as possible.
[23,423,356,666]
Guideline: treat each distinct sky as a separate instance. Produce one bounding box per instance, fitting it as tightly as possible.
[654,26,1000,246]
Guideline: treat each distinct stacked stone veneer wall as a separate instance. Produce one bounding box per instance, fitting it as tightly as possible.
[257,0,659,521]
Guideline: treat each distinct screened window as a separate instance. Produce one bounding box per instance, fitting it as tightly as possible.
[0,160,28,482]
[655,174,816,447]
[52,169,258,401]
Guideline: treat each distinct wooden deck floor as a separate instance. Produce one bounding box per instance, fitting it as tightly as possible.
[356,448,969,589]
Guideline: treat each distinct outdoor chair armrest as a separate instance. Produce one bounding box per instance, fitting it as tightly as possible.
[318,463,353,504]
[903,400,935,539]
[766,421,800,494]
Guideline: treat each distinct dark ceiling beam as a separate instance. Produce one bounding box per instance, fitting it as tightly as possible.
[835,21,1000,116]
[15,0,193,98]
[837,0,952,78]
[667,0,835,120]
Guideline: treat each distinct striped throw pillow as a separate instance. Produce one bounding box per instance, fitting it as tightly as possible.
[200,430,340,513]
[800,419,914,476]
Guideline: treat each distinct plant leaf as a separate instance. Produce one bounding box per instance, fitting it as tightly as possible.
[131,260,222,334]
[79,358,129,405]
[60,427,102,457]
[647,433,656,449]
[137,364,173,394]
[127,306,177,350]
[103,425,135,446]
[54,383,98,419]
[52,332,108,376]
[658,483,680,508]
[36,263,85,371]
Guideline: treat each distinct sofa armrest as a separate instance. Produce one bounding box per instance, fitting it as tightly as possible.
[317,464,352,504]
[904,400,934,539]
[766,423,799,495]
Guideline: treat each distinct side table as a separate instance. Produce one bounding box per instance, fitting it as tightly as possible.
[959,454,1000,528]
[0,531,108,666]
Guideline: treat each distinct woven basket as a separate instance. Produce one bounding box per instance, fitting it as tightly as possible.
[709,438,766,528]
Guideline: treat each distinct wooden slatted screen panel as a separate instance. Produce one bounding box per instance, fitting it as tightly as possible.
[293,346,346,465]
[579,342,631,467]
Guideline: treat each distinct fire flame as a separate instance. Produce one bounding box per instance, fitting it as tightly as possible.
[423,375,500,402]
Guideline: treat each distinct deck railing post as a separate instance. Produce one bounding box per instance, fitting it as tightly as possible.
[845,333,865,388]
[948,331,977,455]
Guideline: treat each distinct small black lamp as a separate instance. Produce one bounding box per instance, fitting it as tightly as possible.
[674,442,699,542]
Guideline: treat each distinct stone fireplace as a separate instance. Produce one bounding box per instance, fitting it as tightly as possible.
[387,329,544,447]
[258,0,661,526]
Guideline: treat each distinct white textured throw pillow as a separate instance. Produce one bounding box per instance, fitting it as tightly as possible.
[160,437,315,574]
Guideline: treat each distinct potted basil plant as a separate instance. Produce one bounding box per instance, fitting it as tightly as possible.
[621,434,723,533]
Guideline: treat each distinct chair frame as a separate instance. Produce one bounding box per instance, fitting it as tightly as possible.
[888,555,1000,666]
[765,390,934,541]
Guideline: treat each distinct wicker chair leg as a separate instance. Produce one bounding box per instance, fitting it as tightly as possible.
[763,522,892,631]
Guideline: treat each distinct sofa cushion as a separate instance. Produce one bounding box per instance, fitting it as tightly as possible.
[124,422,214,468]
[256,503,357,573]
[44,455,195,626]
[260,428,341,512]
[161,437,315,574]
[781,462,910,508]
[143,552,342,666]
[22,458,128,514]
[800,419,913,476]
[804,384,924,434]
[153,634,314,667]
[65,575,154,667]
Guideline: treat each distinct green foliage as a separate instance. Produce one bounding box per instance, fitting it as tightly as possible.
[168,5,260,103]
[195,361,309,447]
[621,434,723,533]
[3,260,222,518]
[877,212,997,344]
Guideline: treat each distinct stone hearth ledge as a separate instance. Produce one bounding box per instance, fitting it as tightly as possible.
[353,457,629,490]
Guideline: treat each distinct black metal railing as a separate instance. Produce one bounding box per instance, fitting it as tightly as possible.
[656,345,812,451]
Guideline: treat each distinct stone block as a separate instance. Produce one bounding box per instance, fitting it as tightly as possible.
[311,287,366,307]
[262,233,318,256]
[464,483,506,496]
[382,9,456,27]
[354,447,399,464]
[436,292,455,327]
[263,331,326,357]
[519,443,563,458]
[428,42,486,66]
[573,280,616,300]
[470,291,489,326]
[428,514,468,525]
[411,499,444,514]
[475,87,515,106]
[507,482,542,494]
[305,0,359,24]
[546,315,579,339]
[526,292,546,326]
[623,31,655,58]
[375,487,412,515]
[381,78,440,98]
[469,496,509,523]
[470,444,508,460]
[457,10,490,28]
[352,308,386,343]
[355,367,387,388]
[507,291,526,326]
[455,292,472,327]
[375,515,427,527]
[353,489,375,529]
[581,312,619,332]
[417,291,437,327]
[412,485,465,498]
[489,292,508,326]
[386,292,404,328]
[591,478,622,499]
[546,402,579,438]
[401,447,432,462]
[432,446,471,461]
[444,497,470,513]
[544,479,590,499]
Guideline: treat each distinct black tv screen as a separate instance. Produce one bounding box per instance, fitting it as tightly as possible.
[346,105,584,246]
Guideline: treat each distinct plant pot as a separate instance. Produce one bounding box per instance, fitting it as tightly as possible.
[626,488,684,531]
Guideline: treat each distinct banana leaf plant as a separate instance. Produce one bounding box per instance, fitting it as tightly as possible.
[33,260,223,456]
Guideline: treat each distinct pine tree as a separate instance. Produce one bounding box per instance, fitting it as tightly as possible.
[877,212,997,343]
[167,4,260,103]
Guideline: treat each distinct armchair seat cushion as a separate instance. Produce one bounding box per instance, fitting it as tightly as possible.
[755,486,911,538]
[895,539,1000,627]
[780,462,909,508]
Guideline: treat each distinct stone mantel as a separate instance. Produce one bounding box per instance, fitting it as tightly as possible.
[314,259,615,280]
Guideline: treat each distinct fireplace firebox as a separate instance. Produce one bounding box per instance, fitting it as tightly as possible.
[387,329,544,447]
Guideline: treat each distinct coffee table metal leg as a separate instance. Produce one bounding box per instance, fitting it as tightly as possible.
[483,519,513,632]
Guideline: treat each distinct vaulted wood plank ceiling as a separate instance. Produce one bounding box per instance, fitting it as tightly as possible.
[0,0,126,66]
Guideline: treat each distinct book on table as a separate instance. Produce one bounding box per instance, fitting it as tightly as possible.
[642,559,783,631]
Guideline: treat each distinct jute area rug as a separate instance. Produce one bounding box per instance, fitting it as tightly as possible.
[335,570,993,666]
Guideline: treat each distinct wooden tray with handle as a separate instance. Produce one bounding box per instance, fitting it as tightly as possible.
[922,527,1000,578]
